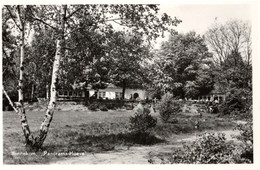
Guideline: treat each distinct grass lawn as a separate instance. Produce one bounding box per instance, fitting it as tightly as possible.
[3,106,236,164]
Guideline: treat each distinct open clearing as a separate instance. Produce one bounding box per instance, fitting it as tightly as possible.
[3,103,238,164]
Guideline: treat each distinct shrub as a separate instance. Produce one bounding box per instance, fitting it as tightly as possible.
[160,133,251,164]
[106,102,116,110]
[129,107,157,134]
[234,121,253,162]
[152,122,253,164]
[219,88,252,119]
[88,103,99,111]
[158,93,182,123]
[99,105,108,111]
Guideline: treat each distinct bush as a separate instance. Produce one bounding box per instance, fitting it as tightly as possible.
[129,106,157,134]
[160,133,251,164]
[99,105,108,111]
[88,103,99,111]
[219,88,252,119]
[105,102,116,110]
[234,121,253,162]
[152,121,253,164]
[158,93,182,123]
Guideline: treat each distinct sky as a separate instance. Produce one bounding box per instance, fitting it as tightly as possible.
[153,3,255,48]
[159,4,253,34]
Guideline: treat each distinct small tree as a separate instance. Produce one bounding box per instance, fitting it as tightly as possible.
[158,93,182,123]
[129,107,157,134]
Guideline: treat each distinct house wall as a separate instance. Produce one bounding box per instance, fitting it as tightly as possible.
[125,89,147,100]
[199,93,226,102]
[89,88,148,100]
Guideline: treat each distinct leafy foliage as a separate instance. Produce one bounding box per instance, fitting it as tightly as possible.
[151,32,214,98]
[158,93,182,123]
[212,50,252,94]
[205,20,252,119]
[234,121,253,162]
[219,88,252,119]
[152,120,253,164]
[2,8,20,96]
[160,133,251,164]
[25,27,56,98]
[106,31,151,98]
[129,107,157,134]
[99,105,109,111]
[88,103,99,111]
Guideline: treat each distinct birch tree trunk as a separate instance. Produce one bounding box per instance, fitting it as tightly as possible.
[4,5,80,149]
[122,80,126,100]
[31,83,34,100]
[46,84,49,100]
[34,5,67,148]
[34,39,63,147]
[2,87,18,113]
[16,6,36,146]
[17,34,35,145]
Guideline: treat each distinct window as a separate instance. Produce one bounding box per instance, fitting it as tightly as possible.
[98,91,106,99]
[58,91,63,96]
[69,91,73,96]
[115,92,122,99]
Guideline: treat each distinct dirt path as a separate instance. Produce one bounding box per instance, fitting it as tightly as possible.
[50,129,240,164]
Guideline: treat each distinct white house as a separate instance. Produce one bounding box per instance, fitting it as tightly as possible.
[89,84,148,100]
[58,83,149,100]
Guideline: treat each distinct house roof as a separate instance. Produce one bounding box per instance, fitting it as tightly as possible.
[106,83,118,89]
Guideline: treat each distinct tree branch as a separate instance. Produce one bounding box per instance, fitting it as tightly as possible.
[104,18,121,22]
[32,17,58,30]
[112,20,127,26]
[16,5,25,29]
[28,7,58,30]
[65,6,83,20]
[2,87,18,113]
[5,6,22,31]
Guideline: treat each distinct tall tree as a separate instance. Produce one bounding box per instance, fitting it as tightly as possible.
[58,20,110,99]
[3,5,71,148]
[2,8,19,96]
[24,27,56,99]
[205,19,252,91]
[205,19,251,66]
[3,5,37,146]
[106,31,151,99]
[151,32,214,99]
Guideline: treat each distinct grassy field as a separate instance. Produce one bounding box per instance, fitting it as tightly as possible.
[3,105,236,164]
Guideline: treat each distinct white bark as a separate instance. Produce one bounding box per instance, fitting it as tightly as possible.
[46,84,50,99]
[18,36,24,102]
[2,87,18,113]
[14,6,35,146]
[35,39,63,146]
[35,5,67,147]
[31,83,34,100]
